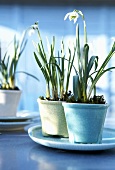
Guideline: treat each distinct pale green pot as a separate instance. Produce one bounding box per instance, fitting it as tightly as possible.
[62,103,108,144]
[37,99,68,137]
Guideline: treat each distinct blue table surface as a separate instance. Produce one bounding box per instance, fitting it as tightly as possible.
[0,127,115,170]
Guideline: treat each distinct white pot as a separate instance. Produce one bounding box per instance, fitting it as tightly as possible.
[0,90,21,117]
[38,99,68,137]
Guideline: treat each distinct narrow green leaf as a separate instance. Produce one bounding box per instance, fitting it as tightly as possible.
[88,56,98,75]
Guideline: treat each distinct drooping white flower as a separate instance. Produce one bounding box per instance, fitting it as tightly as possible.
[28,22,39,36]
[64,11,79,24]
[28,29,35,36]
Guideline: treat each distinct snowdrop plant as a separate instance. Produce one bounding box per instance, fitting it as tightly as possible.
[64,9,115,103]
[30,22,76,101]
[0,35,27,90]
[0,30,39,90]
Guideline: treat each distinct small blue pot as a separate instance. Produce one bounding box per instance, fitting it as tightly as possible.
[62,103,108,144]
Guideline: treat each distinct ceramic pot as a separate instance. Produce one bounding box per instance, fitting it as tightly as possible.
[38,99,68,137]
[62,103,108,143]
[0,90,21,117]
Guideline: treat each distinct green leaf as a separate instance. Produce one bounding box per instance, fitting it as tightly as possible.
[34,52,50,83]
[88,56,98,75]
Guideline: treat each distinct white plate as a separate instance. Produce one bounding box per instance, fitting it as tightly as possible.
[28,126,115,151]
[0,120,34,131]
[0,111,39,122]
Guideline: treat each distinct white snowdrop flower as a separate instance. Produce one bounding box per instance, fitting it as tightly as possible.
[64,11,79,24]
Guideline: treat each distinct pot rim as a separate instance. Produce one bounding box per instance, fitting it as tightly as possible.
[37,98,63,104]
[0,89,22,93]
[62,102,109,108]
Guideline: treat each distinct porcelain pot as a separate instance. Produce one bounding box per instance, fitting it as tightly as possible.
[62,102,108,144]
[38,99,68,137]
[0,90,21,117]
